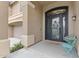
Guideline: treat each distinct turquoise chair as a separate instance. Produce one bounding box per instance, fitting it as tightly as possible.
[62,35,77,53]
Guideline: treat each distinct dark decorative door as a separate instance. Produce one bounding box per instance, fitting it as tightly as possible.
[45,6,68,41]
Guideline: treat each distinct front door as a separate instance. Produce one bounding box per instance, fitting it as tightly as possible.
[45,6,68,41]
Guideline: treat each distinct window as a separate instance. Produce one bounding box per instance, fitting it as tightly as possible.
[48,9,66,15]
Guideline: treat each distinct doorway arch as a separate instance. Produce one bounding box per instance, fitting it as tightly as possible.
[45,6,68,41]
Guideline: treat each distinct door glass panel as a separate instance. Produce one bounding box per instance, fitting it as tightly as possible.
[48,9,66,15]
[63,16,65,38]
[52,17,60,39]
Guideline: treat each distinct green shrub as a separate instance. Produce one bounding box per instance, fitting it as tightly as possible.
[10,42,24,53]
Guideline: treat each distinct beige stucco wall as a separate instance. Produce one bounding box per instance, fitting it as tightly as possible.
[13,25,23,38]
[10,2,20,16]
[26,1,75,42]
[8,1,23,38]
[73,2,79,39]
[8,23,23,38]
[27,2,43,43]
[8,25,13,37]
[0,2,10,57]
[0,2,9,39]
[71,2,79,55]
[43,1,74,40]
[23,2,28,36]
[0,39,10,57]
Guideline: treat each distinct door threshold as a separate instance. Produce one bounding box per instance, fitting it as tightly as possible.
[45,40,63,45]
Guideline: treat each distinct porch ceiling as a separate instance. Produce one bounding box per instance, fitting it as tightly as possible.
[32,1,56,7]
[31,1,73,7]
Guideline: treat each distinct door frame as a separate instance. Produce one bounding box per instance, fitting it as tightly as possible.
[45,6,68,42]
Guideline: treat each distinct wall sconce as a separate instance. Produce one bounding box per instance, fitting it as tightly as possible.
[72,16,76,21]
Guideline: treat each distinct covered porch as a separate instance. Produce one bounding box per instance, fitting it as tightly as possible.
[8,1,79,58]
[0,1,79,58]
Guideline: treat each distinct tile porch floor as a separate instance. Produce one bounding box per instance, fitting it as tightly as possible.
[7,40,78,58]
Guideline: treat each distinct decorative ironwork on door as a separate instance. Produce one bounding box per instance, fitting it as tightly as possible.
[45,6,68,41]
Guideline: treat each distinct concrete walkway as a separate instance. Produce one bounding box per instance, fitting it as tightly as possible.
[7,40,78,58]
